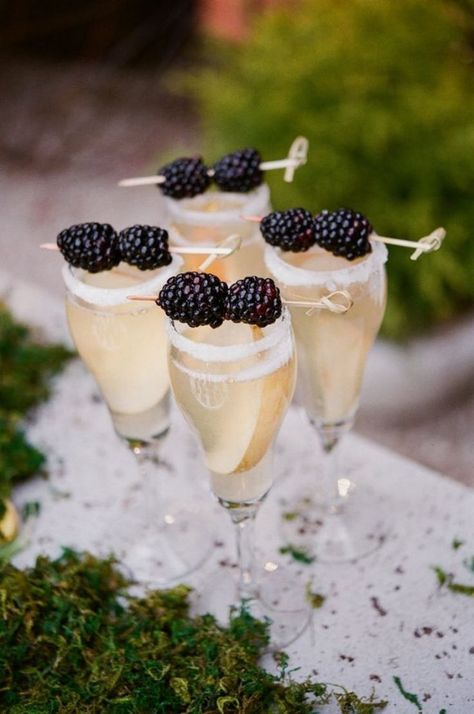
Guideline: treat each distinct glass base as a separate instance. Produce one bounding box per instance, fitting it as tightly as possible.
[280,480,391,563]
[193,558,311,650]
[114,500,214,587]
[111,394,171,444]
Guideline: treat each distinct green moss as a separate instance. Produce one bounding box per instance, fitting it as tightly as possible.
[0,549,388,712]
[193,0,474,340]
[0,303,72,522]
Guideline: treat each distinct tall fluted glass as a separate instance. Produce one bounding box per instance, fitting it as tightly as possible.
[163,184,271,280]
[265,241,388,561]
[168,311,310,647]
[63,259,212,584]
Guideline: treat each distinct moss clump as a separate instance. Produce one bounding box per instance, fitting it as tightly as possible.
[0,549,387,712]
[0,304,72,519]
[194,0,474,340]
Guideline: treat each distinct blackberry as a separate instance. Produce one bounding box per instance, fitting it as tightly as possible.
[224,276,282,328]
[260,208,316,252]
[158,157,211,199]
[313,208,373,261]
[212,148,263,193]
[57,222,120,273]
[118,225,172,270]
[157,272,228,328]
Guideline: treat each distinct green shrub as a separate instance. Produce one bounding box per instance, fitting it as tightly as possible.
[193,0,474,340]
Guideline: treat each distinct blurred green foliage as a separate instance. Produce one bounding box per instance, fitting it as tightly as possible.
[193,0,474,340]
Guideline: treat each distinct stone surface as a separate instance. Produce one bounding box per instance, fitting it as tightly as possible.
[4,273,474,712]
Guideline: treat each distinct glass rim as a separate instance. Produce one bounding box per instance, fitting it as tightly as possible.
[264,239,388,288]
[167,307,292,363]
[62,256,182,308]
[163,183,270,226]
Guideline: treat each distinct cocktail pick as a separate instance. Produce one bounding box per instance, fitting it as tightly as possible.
[40,241,240,259]
[243,215,446,260]
[118,136,309,188]
[127,288,353,314]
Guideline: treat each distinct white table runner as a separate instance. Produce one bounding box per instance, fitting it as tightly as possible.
[2,269,473,712]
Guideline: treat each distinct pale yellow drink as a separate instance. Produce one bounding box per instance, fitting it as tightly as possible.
[168,313,296,504]
[63,259,181,441]
[163,184,271,282]
[264,242,387,427]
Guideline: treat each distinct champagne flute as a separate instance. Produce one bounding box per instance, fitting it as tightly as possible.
[163,183,271,281]
[167,307,310,648]
[265,239,388,562]
[63,258,213,584]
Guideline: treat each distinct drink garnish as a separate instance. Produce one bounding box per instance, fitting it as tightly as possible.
[118,136,309,191]
[261,208,316,252]
[314,208,373,260]
[159,156,212,198]
[118,225,172,270]
[57,222,121,273]
[129,279,353,317]
[157,271,228,328]
[157,273,283,329]
[212,148,263,193]
[43,224,241,272]
[224,276,282,328]
[245,211,445,260]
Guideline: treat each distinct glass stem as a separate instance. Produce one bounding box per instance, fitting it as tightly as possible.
[228,504,259,601]
[321,436,342,514]
[127,438,165,531]
[317,421,353,515]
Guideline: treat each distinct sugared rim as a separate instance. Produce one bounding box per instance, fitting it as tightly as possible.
[163,183,270,227]
[264,238,388,288]
[62,256,182,307]
[167,307,291,363]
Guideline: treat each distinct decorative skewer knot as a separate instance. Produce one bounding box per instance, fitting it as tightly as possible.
[285,290,353,315]
[283,136,309,183]
[317,289,353,314]
[410,227,446,261]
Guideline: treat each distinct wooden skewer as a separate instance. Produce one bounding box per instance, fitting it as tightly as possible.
[118,136,309,188]
[128,295,164,301]
[241,216,446,260]
[370,235,429,249]
[119,159,306,187]
[118,159,301,188]
[40,242,238,257]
